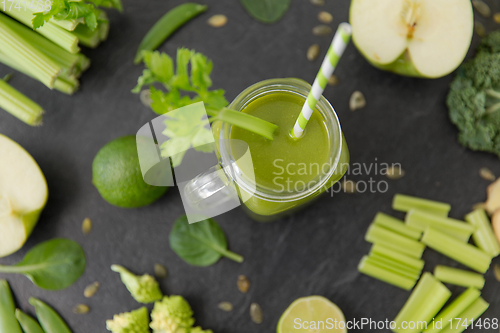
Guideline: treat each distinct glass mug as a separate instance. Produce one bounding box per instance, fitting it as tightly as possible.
[182,78,350,222]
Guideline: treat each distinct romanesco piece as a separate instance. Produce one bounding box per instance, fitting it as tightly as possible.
[150,296,195,333]
[190,327,213,333]
[111,265,163,304]
[106,307,150,333]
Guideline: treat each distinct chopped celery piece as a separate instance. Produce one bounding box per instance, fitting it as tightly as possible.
[76,54,91,74]
[406,210,474,243]
[0,14,61,88]
[421,228,491,273]
[366,224,426,259]
[434,265,485,289]
[0,9,80,53]
[358,256,417,291]
[373,212,422,240]
[71,24,101,48]
[368,254,421,279]
[439,297,489,333]
[0,76,44,125]
[393,273,451,333]
[52,17,84,31]
[423,288,481,333]
[465,209,500,257]
[370,244,425,272]
[393,194,451,217]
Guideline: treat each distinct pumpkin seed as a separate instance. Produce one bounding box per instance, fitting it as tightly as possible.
[140,89,153,107]
[237,275,250,293]
[494,13,500,24]
[342,180,357,194]
[307,44,320,61]
[494,264,500,282]
[310,0,325,6]
[312,25,332,36]
[218,302,233,312]
[386,166,405,180]
[474,21,486,37]
[472,202,487,211]
[479,168,496,181]
[472,0,491,17]
[73,304,90,314]
[318,11,333,24]
[328,75,339,86]
[349,91,366,111]
[82,218,92,235]
[208,15,228,28]
[250,303,263,324]
[154,264,168,279]
[84,282,100,298]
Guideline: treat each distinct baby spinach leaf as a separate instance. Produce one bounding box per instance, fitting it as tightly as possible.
[0,239,86,290]
[169,215,244,266]
[239,0,291,23]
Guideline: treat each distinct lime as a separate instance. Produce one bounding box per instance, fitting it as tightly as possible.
[277,296,347,333]
[92,136,168,208]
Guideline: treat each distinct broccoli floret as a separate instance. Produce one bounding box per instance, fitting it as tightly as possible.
[106,307,150,333]
[111,265,163,304]
[149,296,197,333]
[447,32,500,158]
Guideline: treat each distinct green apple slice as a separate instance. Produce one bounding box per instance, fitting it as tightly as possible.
[0,134,48,258]
[350,0,473,78]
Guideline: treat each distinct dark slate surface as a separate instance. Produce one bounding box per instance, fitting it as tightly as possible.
[0,0,499,332]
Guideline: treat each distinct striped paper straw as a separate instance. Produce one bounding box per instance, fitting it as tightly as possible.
[291,22,352,139]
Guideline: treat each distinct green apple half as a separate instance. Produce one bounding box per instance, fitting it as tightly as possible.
[350,0,473,78]
[0,134,48,257]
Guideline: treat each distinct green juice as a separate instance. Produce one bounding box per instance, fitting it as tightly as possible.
[229,91,349,220]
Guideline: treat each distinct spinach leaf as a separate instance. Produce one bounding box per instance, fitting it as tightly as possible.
[0,239,86,290]
[169,215,244,266]
[239,0,291,23]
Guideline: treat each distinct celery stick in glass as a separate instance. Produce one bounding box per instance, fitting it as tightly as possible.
[0,14,61,88]
[393,273,451,333]
[0,9,79,53]
[366,224,426,258]
[393,194,451,217]
[368,254,421,279]
[358,256,417,291]
[71,24,101,48]
[439,297,489,333]
[423,288,480,333]
[421,228,491,273]
[434,265,485,289]
[373,212,422,240]
[0,78,44,126]
[406,210,475,243]
[465,209,500,258]
[370,244,425,272]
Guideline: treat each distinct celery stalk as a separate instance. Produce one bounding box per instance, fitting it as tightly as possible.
[434,266,485,289]
[423,288,481,333]
[392,273,451,333]
[365,224,426,259]
[465,209,500,257]
[0,9,80,53]
[421,228,491,273]
[406,210,474,242]
[368,254,421,279]
[52,17,84,31]
[0,79,43,126]
[76,54,91,74]
[373,212,422,240]
[439,297,489,333]
[71,24,101,48]
[98,11,109,41]
[358,256,417,291]
[370,244,425,272]
[393,194,451,217]
[0,14,60,88]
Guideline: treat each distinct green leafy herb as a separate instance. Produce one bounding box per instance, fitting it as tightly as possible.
[0,239,86,290]
[15,309,45,333]
[133,48,277,167]
[29,298,72,333]
[0,280,22,333]
[169,215,244,266]
[239,0,291,23]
